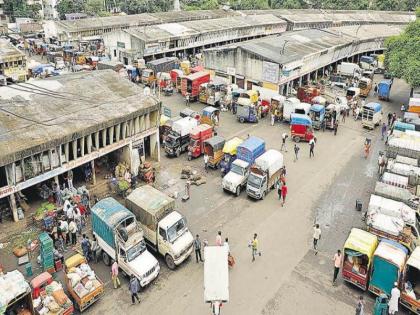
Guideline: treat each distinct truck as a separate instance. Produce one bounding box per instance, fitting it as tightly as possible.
[188,124,213,160]
[246,149,283,200]
[91,198,160,288]
[408,98,420,114]
[387,137,420,160]
[283,97,300,122]
[165,117,198,157]
[63,254,104,312]
[236,103,258,123]
[360,55,376,70]
[125,185,194,270]
[220,137,244,177]
[222,136,265,196]
[0,270,34,315]
[142,57,177,85]
[374,181,420,212]
[368,239,408,296]
[337,62,362,79]
[358,77,372,97]
[309,104,325,130]
[378,80,392,101]
[330,74,347,89]
[361,102,382,129]
[400,247,420,315]
[387,160,420,186]
[181,71,210,101]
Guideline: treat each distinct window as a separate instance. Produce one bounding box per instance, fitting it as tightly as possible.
[114,49,117,58]
[119,248,126,257]
[159,228,167,241]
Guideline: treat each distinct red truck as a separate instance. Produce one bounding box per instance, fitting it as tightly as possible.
[188,124,213,160]
[297,86,320,104]
[181,71,210,101]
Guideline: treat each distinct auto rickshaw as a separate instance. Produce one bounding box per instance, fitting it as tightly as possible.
[201,106,220,126]
[220,137,243,177]
[271,95,285,122]
[290,113,314,142]
[204,136,226,169]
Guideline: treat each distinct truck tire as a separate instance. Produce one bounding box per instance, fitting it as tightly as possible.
[102,252,111,266]
[165,254,176,270]
[235,186,241,197]
[239,117,245,123]
[293,136,300,143]
[176,149,180,157]
[261,191,266,200]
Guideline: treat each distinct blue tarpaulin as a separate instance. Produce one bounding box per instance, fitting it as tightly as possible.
[310,104,325,113]
[291,113,312,126]
[365,102,382,112]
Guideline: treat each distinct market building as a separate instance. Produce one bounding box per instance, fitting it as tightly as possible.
[203,24,405,93]
[102,14,287,64]
[0,70,160,222]
[0,39,27,82]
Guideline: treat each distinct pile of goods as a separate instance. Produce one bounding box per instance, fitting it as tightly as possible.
[33,281,72,315]
[34,202,56,221]
[66,263,102,299]
[181,167,206,186]
[61,186,89,203]
[0,270,30,314]
[115,162,129,178]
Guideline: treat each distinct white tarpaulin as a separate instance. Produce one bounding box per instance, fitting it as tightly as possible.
[0,270,30,312]
[367,194,417,226]
[204,246,229,303]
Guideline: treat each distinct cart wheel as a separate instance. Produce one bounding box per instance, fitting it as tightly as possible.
[293,136,301,143]
[165,254,176,270]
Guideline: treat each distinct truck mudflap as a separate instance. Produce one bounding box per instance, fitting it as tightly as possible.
[401,293,420,315]
[174,244,194,266]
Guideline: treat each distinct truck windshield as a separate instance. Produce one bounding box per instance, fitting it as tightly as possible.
[127,240,147,262]
[230,164,244,176]
[167,218,187,243]
[248,173,262,188]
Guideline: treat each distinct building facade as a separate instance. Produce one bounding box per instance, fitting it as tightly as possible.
[0,39,27,82]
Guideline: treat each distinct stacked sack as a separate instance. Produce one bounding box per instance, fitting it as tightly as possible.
[66,263,102,299]
[0,271,30,315]
[33,281,72,315]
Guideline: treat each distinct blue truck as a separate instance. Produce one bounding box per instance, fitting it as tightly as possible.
[222,136,265,196]
[378,79,392,101]
[91,197,160,288]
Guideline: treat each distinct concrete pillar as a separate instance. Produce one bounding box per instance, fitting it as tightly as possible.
[109,127,114,144]
[9,193,18,222]
[150,132,160,162]
[87,135,92,154]
[307,73,310,84]
[140,116,145,132]
[351,55,354,63]
[145,114,150,130]
[64,143,69,163]
[134,117,140,134]
[115,125,121,142]
[80,137,85,157]
[21,159,25,181]
[298,76,302,87]
[122,122,127,139]
[102,129,107,147]
[91,160,96,185]
[322,67,325,76]
[72,140,77,160]
[54,176,59,185]
[129,120,135,136]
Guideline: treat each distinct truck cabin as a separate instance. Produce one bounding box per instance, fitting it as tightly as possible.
[247,167,266,190]
[294,103,311,116]
[358,78,371,90]
[160,211,189,244]
[330,75,346,87]
[230,160,249,177]
[165,133,180,148]
[310,105,325,122]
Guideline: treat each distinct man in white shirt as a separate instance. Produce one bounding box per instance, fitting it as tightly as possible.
[388,283,400,315]
[281,133,288,152]
[332,249,342,285]
[313,224,321,254]
[203,153,209,173]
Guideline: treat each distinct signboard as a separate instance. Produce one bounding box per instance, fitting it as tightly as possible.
[262,61,279,84]
[117,41,125,49]
[163,106,172,118]
[227,67,236,76]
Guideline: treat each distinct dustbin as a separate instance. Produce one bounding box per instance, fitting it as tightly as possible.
[25,262,33,277]
[356,199,362,211]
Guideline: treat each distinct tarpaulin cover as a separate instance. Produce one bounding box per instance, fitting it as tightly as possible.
[365,102,382,112]
[290,113,312,126]
[344,228,378,262]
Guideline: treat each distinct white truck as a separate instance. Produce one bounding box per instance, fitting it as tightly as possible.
[283,97,300,122]
[294,102,311,116]
[125,185,194,270]
[246,149,283,200]
[222,159,250,196]
[91,197,160,288]
[374,181,420,212]
[164,117,198,157]
[387,137,420,160]
[337,62,362,79]
[361,102,382,129]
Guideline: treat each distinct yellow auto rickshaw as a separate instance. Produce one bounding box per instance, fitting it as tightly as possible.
[204,136,226,169]
[220,137,243,176]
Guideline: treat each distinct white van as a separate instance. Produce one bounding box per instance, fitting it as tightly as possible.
[283,97,300,122]
[294,102,311,116]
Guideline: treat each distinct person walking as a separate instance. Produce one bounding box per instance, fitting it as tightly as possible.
[270,112,275,126]
[373,83,378,96]
[81,234,91,261]
[68,219,77,246]
[129,275,141,305]
[281,133,288,152]
[341,109,346,123]
[194,234,203,263]
[378,153,386,175]
[185,92,190,107]
[387,112,392,126]
[332,249,342,285]
[111,261,121,289]
[333,120,338,136]
[216,231,222,246]
[203,153,209,173]
[381,123,387,141]
[294,144,299,162]
[251,233,260,262]
[313,224,321,254]
[355,296,365,315]
[388,283,400,315]
[91,235,99,263]
[309,138,315,158]
[281,182,288,207]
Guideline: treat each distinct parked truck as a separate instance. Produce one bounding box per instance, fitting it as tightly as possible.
[222,136,265,196]
[187,124,213,160]
[125,185,194,270]
[400,247,420,315]
[246,149,283,200]
[387,137,420,160]
[283,97,300,122]
[374,181,420,212]
[181,71,210,101]
[337,62,362,78]
[165,117,198,157]
[91,198,160,288]
[378,79,392,101]
[0,270,34,315]
[142,57,177,85]
[361,102,382,129]
[358,77,372,97]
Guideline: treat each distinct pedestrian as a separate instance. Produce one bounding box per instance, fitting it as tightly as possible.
[391,112,397,126]
[355,296,365,315]
[276,179,281,200]
[91,235,99,263]
[332,249,342,285]
[388,282,400,315]
[378,153,386,175]
[73,206,82,235]
[334,120,338,136]
[184,181,190,200]
[313,224,321,254]
[224,237,230,254]
[59,220,68,247]
[129,275,141,305]
[354,107,360,121]
[281,182,287,206]
[64,200,73,220]
[194,234,203,263]
[381,123,387,140]
[294,144,299,162]
[203,153,209,173]
[54,234,65,253]
[185,93,190,107]
[281,133,288,152]
[216,231,222,246]
[67,170,74,190]
[387,112,392,126]
[401,104,405,112]
[309,138,315,158]
[81,234,91,261]
[68,219,77,245]
[270,112,275,126]
[373,83,378,96]
[341,109,346,123]
[111,261,121,289]
[250,233,260,262]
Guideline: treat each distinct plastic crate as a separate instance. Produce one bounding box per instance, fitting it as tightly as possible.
[39,232,53,245]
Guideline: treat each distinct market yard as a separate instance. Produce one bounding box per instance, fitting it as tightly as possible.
[1,7,419,315]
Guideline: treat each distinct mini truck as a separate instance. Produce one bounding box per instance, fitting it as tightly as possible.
[400,247,420,315]
[361,102,382,129]
[222,136,265,196]
[165,117,198,157]
[91,198,160,288]
[125,185,194,270]
[188,124,213,160]
[246,149,283,200]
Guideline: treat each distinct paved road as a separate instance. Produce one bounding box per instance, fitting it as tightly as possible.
[78,76,411,315]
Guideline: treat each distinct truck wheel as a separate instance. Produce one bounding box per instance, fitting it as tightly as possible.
[261,191,266,200]
[102,252,111,266]
[165,255,176,270]
[293,136,300,143]
[176,149,180,157]
[235,186,241,197]
[239,117,245,123]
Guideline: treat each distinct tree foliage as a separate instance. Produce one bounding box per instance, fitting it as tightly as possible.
[56,0,86,19]
[385,19,420,87]
[3,0,41,21]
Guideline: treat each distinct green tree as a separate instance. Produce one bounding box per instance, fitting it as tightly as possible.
[3,0,41,20]
[228,0,269,10]
[56,0,86,19]
[385,19,420,87]
[85,0,109,16]
[118,0,172,14]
